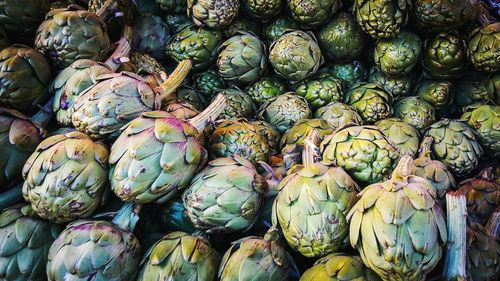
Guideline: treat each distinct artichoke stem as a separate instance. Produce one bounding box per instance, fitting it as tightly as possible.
[189,93,227,132]
[441,191,467,281]
[391,155,413,181]
[485,209,499,241]
[105,25,133,71]
[418,136,433,158]
[302,130,320,167]
[111,202,142,232]
[155,60,192,108]
[31,97,55,128]
[0,184,23,210]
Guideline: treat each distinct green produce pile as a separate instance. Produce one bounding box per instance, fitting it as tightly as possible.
[0,0,499,280]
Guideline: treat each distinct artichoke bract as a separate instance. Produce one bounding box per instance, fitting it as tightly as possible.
[295,73,343,110]
[258,93,312,134]
[137,231,220,281]
[183,156,268,233]
[262,14,300,44]
[241,0,282,21]
[344,82,393,123]
[321,125,399,186]
[0,45,51,111]
[34,5,111,69]
[317,12,366,62]
[132,14,171,61]
[269,30,322,82]
[47,203,142,281]
[375,118,420,157]
[368,67,413,98]
[326,60,368,89]
[461,104,500,155]
[0,0,50,43]
[314,101,363,129]
[355,0,409,39]
[22,131,110,223]
[468,22,500,73]
[217,32,267,85]
[374,31,422,76]
[217,88,255,120]
[423,31,467,79]
[187,0,239,29]
[273,130,359,258]
[287,0,341,28]
[394,96,436,131]
[411,0,476,33]
[424,119,483,177]
[0,204,61,281]
[300,253,381,281]
[246,77,288,106]
[347,155,447,281]
[218,227,299,281]
[194,69,226,98]
[110,94,226,204]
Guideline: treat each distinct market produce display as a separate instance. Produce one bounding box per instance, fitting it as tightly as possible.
[0,0,498,280]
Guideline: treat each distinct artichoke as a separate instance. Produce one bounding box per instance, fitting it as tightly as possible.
[0,0,50,43]
[455,70,496,109]
[165,102,200,120]
[177,87,209,111]
[210,119,272,165]
[218,227,299,281]
[461,104,500,155]
[355,0,409,39]
[347,155,447,281]
[468,22,500,73]
[187,0,239,29]
[132,14,171,61]
[183,156,267,233]
[411,0,476,33]
[0,204,61,281]
[117,52,166,85]
[466,224,500,281]
[246,77,288,106]
[300,253,381,281]
[194,69,226,98]
[287,0,341,28]
[217,88,255,120]
[344,82,393,123]
[269,30,322,82]
[273,130,359,257]
[314,101,363,129]
[258,93,312,134]
[241,0,282,21]
[416,79,455,116]
[137,231,220,281]
[167,25,223,71]
[295,73,343,110]
[251,120,281,154]
[0,45,51,111]
[158,197,196,233]
[110,95,226,204]
[394,96,436,131]
[34,5,110,69]
[262,14,300,44]
[317,12,366,62]
[368,67,414,98]
[423,31,468,79]
[217,32,267,84]
[321,125,399,186]
[165,13,191,34]
[326,60,368,89]
[375,118,420,157]
[156,0,186,13]
[374,31,422,76]
[424,119,483,177]
[223,16,262,38]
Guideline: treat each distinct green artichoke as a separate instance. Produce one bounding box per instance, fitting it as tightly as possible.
[165,13,191,34]
[218,227,299,281]
[461,104,500,155]
[246,77,288,106]
[317,12,366,62]
[287,0,341,28]
[0,45,51,111]
[137,231,220,281]
[368,67,414,98]
[116,52,166,86]
[269,30,322,82]
[0,0,50,43]
[344,82,393,123]
[167,25,223,71]
[374,31,422,76]
[262,14,300,44]
[187,0,239,29]
[251,120,281,154]
[411,0,476,33]
[223,16,262,38]
[110,95,226,204]
[194,69,226,98]
[424,119,483,177]
[326,60,368,89]
[156,0,186,13]
[183,156,267,233]
[321,125,400,186]
[300,253,381,281]
[468,22,500,73]
[455,70,496,109]
[416,79,455,116]
[273,131,359,257]
[217,32,267,84]
[132,14,171,61]
[177,87,209,111]
[295,73,344,110]
[423,31,468,79]
[210,119,272,165]
[394,96,436,131]
[375,118,420,157]
[347,155,447,281]
[355,0,409,39]
[241,0,282,21]
[0,204,61,281]
[314,101,363,129]
[158,197,196,233]
[466,224,500,281]
[35,5,110,69]
[258,93,312,134]
[217,88,255,120]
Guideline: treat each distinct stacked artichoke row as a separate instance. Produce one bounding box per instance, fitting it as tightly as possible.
[0,0,498,280]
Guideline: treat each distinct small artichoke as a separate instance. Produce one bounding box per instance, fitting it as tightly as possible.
[269,30,322,82]
[411,0,476,33]
[467,22,500,73]
[295,73,343,110]
[344,82,393,123]
[355,0,409,39]
[375,118,420,157]
[0,0,50,43]
[423,31,468,79]
[217,88,255,120]
[287,0,341,28]
[241,0,282,21]
[183,156,268,233]
[246,77,288,106]
[455,70,496,109]
[300,253,381,281]
[461,104,500,155]
[394,96,436,131]
[132,14,171,61]
[326,60,368,89]
[416,79,455,116]
[194,69,226,98]
[187,0,239,29]
[314,101,363,129]
[374,31,422,76]
[368,67,414,98]
[262,14,300,44]
[258,93,312,134]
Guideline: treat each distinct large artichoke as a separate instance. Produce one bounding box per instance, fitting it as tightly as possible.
[355,0,409,39]
[241,0,282,21]
[269,30,322,82]
[321,125,399,186]
[347,155,447,281]
[262,14,300,44]
[258,93,312,134]
[344,82,393,123]
[461,104,500,155]
[394,96,436,131]
[183,156,267,233]
[287,0,341,28]
[246,77,288,106]
[300,253,381,281]
[375,118,420,157]
[187,0,239,29]
[132,14,171,61]
[34,5,110,69]
[0,45,51,111]
[423,31,468,79]
[411,0,476,33]
[368,67,414,98]
[373,31,422,76]
[217,88,255,120]
[326,60,368,89]
[0,0,50,43]
[295,73,343,110]
[314,101,363,129]
[468,22,500,73]
[137,231,220,281]
[217,32,267,85]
